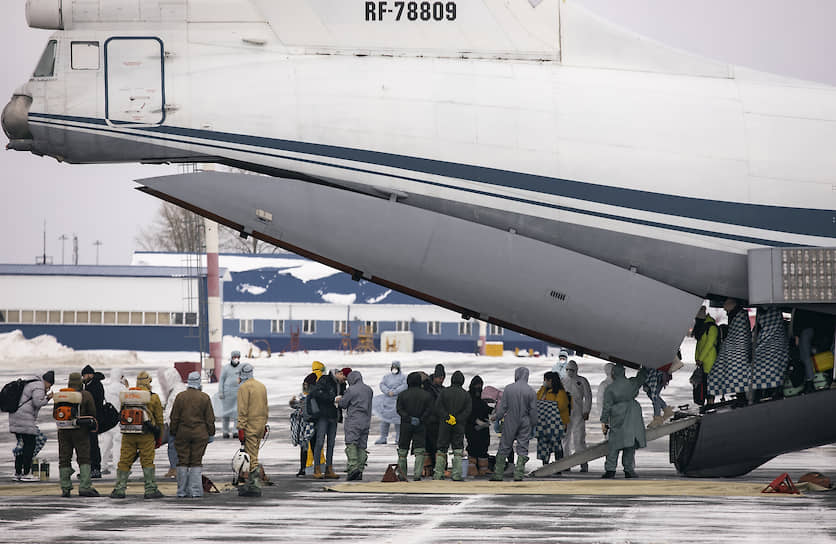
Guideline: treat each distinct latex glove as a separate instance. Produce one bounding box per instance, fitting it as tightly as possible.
[445,414,456,426]
[264,424,270,435]
[238,429,245,443]
[410,416,420,427]
[583,413,590,421]
[388,391,395,397]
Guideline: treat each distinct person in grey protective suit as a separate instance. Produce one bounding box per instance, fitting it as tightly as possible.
[562,360,592,472]
[491,367,538,481]
[216,351,242,438]
[338,370,373,481]
[600,363,648,479]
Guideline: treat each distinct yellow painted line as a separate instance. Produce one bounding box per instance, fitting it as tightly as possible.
[0,482,182,497]
[326,479,804,497]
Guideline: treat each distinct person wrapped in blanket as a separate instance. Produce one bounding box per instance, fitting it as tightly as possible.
[289,373,319,477]
[535,371,570,470]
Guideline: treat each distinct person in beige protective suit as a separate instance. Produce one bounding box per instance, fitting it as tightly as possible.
[237,363,268,497]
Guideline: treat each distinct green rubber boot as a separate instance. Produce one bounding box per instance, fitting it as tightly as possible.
[491,456,506,481]
[433,452,447,480]
[413,448,425,481]
[110,470,129,498]
[358,448,368,472]
[397,448,408,477]
[238,466,263,497]
[514,455,529,481]
[78,464,100,497]
[451,449,464,481]
[345,444,359,474]
[143,466,164,499]
[59,466,73,497]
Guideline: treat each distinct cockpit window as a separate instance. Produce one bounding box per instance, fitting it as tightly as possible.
[33,40,57,78]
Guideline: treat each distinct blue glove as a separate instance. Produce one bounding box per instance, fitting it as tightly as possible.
[410,416,420,427]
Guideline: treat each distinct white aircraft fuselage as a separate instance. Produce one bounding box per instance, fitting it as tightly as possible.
[4,0,835,368]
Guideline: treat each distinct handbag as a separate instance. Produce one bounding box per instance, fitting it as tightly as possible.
[303,395,320,422]
[98,401,121,433]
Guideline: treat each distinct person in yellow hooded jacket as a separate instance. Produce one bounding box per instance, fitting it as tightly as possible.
[110,370,164,499]
[237,363,268,497]
[693,306,719,405]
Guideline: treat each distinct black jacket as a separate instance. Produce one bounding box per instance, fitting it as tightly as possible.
[310,372,338,421]
[396,373,433,426]
[436,384,472,424]
[83,376,105,420]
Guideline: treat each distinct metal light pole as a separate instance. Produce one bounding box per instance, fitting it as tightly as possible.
[58,234,68,265]
[93,240,102,265]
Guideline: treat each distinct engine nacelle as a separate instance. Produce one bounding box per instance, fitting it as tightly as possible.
[26,0,63,30]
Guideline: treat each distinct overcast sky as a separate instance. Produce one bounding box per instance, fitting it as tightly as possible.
[2,0,836,265]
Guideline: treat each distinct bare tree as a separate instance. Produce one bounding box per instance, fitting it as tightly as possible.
[136,202,205,253]
[218,227,286,254]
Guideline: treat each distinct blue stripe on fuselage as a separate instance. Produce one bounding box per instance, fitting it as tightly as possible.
[29,112,835,240]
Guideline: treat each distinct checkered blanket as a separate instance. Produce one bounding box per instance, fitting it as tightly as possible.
[535,400,565,463]
[751,307,789,391]
[289,396,315,446]
[12,429,46,458]
[708,309,753,396]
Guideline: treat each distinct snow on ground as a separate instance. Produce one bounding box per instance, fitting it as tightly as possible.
[0,331,834,543]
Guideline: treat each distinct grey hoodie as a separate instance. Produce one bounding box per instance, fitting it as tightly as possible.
[339,371,374,445]
[495,367,538,429]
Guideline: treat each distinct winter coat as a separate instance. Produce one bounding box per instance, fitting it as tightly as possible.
[425,382,444,424]
[694,315,719,373]
[82,375,105,421]
[495,367,538,430]
[158,368,188,424]
[396,373,434,425]
[8,377,48,435]
[467,390,492,428]
[600,365,647,450]
[237,378,268,434]
[170,387,215,440]
[536,387,570,425]
[435,382,472,425]
[216,362,241,418]
[310,372,339,421]
[372,370,407,424]
[338,371,373,445]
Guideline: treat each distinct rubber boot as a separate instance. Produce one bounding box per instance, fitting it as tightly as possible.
[413,448,425,481]
[238,467,262,497]
[110,470,129,498]
[142,466,164,499]
[189,467,203,497]
[397,448,408,477]
[491,456,506,481]
[59,466,73,497]
[477,458,490,476]
[358,448,368,474]
[78,464,100,497]
[451,449,464,481]
[346,445,362,481]
[176,466,189,497]
[433,452,447,480]
[374,422,389,445]
[513,455,529,481]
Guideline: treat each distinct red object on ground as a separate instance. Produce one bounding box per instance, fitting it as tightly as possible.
[173,362,202,383]
[761,473,800,494]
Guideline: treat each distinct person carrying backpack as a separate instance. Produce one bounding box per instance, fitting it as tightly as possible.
[7,371,54,481]
[56,372,99,497]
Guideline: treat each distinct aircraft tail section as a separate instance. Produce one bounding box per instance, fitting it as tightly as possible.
[137,171,702,368]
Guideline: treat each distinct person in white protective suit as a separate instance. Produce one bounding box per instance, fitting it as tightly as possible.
[551,349,570,381]
[215,351,242,438]
[99,368,128,475]
[562,360,592,472]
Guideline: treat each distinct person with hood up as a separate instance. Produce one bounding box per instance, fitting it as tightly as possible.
[100,368,128,475]
[110,370,164,499]
[9,371,53,481]
[491,367,538,482]
[465,376,492,476]
[216,350,242,439]
[596,363,615,419]
[535,371,569,467]
[421,364,445,477]
[158,367,188,479]
[562,360,592,472]
[290,373,319,476]
[433,370,471,481]
[707,298,752,401]
[692,306,719,405]
[551,349,570,380]
[310,367,349,480]
[81,364,105,479]
[237,363,268,497]
[396,371,433,480]
[643,366,674,429]
[373,361,408,445]
[57,372,99,497]
[338,370,373,480]
[170,371,215,497]
[600,363,647,478]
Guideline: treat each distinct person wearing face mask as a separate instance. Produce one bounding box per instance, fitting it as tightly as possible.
[373,361,407,445]
[465,376,492,476]
[551,350,570,380]
[535,372,570,468]
[216,350,242,439]
[562,360,592,472]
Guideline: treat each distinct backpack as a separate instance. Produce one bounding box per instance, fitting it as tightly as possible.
[303,395,320,422]
[0,378,38,413]
[53,389,82,429]
[119,388,152,434]
[98,401,121,433]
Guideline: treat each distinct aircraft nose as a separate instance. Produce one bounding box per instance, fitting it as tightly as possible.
[2,89,34,149]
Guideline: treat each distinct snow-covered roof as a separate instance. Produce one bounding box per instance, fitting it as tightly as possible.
[0,264,221,279]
